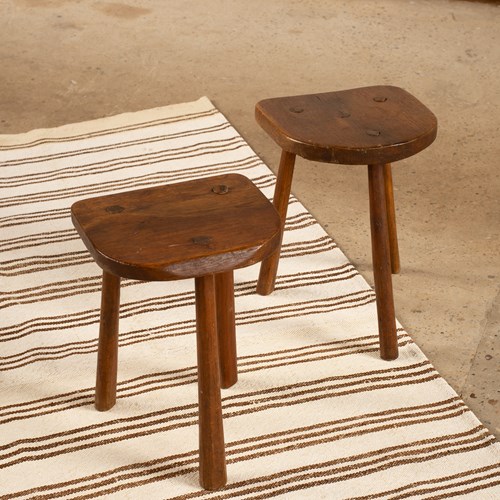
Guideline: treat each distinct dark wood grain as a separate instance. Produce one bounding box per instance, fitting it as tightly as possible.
[195,274,227,490]
[95,271,121,411]
[383,163,401,274]
[255,86,437,165]
[257,150,296,295]
[215,271,237,388]
[71,173,281,281]
[368,164,398,360]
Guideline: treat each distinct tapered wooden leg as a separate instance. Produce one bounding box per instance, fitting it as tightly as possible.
[215,271,237,389]
[383,163,401,274]
[368,164,399,361]
[257,150,296,295]
[95,271,121,411]
[195,275,227,490]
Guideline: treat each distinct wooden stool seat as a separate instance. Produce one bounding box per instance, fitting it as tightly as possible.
[72,174,281,281]
[256,86,437,165]
[255,86,437,360]
[71,173,281,490]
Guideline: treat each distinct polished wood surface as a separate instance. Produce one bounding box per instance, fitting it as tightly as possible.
[195,275,227,490]
[95,271,121,411]
[368,164,398,360]
[257,150,296,295]
[255,86,437,165]
[72,173,281,281]
[215,271,237,388]
[383,163,401,274]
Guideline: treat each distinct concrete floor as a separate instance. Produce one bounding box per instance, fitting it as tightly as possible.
[1,0,499,437]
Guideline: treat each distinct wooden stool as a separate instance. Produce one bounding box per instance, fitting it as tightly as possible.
[255,85,437,361]
[71,173,281,490]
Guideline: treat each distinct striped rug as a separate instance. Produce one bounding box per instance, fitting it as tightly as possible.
[1,97,499,499]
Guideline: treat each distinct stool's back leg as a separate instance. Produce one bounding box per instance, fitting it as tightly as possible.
[95,271,121,411]
[383,163,401,274]
[195,275,227,490]
[368,164,399,360]
[257,150,296,295]
[215,271,237,389]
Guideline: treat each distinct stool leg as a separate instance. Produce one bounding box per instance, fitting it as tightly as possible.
[257,150,296,295]
[383,163,401,274]
[95,271,121,411]
[215,271,237,389]
[368,164,399,361]
[195,275,227,490]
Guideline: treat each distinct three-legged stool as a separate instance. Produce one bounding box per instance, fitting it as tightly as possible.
[71,173,281,490]
[255,85,437,361]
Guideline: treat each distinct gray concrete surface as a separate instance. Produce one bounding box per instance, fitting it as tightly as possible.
[1,0,499,436]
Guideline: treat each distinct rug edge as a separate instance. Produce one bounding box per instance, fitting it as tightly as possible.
[0,96,214,146]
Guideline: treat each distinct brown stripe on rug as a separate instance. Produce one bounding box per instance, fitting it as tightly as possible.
[0,288,374,346]
[0,362,442,470]
[167,429,496,500]
[4,426,494,500]
[0,107,219,151]
[345,463,500,500]
[0,122,232,170]
[0,153,262,209]
[0,263,355,310]
[0,208,70,229]
[0,399,476,500]
[0,330,411,424]
[0,135,247,188]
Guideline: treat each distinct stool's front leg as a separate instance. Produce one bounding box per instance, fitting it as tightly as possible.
[368,164,399,360]
[383,163,401,274]
[195,275,227,490]
[95,271,121,411]
[257,150,296,295]
[215,271,237,389]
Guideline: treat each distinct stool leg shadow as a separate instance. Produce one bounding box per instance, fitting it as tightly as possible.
[195,275,227,490]
[383,163,401,274]
[368,164,399,360]
[215,271,237,389]
[95,271,121,411]
[257,150,296,295]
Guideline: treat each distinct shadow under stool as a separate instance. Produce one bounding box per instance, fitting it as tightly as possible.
[255,85,438,361]
[71,173,281,490]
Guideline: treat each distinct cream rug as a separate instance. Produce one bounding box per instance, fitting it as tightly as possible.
[0,98,499,499]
